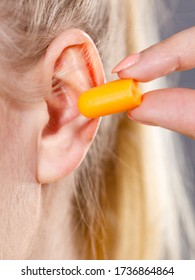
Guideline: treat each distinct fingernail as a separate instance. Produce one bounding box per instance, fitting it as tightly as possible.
[112,53,140,73]
[127,112,158,126]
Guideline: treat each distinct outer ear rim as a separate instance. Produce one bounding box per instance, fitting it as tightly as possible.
[43,28,105,88]
[37,29,105,184]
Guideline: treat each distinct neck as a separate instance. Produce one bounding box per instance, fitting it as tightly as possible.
[0,178,77,259]
[30,178,77,259]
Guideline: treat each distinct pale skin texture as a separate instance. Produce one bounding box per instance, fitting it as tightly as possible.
[3,26,195,259]
[113,26,195,139]
[0,29,104,259]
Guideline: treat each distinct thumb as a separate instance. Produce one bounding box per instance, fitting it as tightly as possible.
[129,88,195,139]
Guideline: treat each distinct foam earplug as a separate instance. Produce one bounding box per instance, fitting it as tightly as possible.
[78,79,142,118]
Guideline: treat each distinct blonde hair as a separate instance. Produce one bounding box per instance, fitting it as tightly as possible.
[0,0,195,259]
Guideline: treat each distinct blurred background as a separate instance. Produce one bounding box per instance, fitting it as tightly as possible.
[155,0,195,258]
[156,0,195,204]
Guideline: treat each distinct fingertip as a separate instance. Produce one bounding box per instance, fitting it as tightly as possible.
[112,53,140,74]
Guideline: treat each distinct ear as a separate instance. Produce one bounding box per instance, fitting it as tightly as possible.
[37,29,105,184]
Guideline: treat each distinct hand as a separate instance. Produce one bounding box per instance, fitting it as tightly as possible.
[113,27,195,139]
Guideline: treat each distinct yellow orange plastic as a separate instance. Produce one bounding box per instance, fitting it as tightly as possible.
[78,79,142,118]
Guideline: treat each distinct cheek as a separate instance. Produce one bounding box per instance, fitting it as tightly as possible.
[0,100,20,182]
[0,98,45,184]
[0,98,44,258]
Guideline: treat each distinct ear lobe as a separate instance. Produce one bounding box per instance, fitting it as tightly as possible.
[37,29,104,184]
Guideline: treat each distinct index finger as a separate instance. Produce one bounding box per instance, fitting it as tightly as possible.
[113,27,195,82]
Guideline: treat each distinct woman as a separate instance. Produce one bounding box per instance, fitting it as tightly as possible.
[0,0,194,260]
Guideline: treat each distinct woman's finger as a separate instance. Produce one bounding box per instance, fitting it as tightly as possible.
[112,27,195,82]
[128,88,195,139]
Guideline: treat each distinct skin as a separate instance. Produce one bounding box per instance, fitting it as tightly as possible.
[4,25,195,259]
[0,29,104,259]
[113,26,195,139]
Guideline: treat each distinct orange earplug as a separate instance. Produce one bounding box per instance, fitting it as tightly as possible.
[78,79,142,118]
